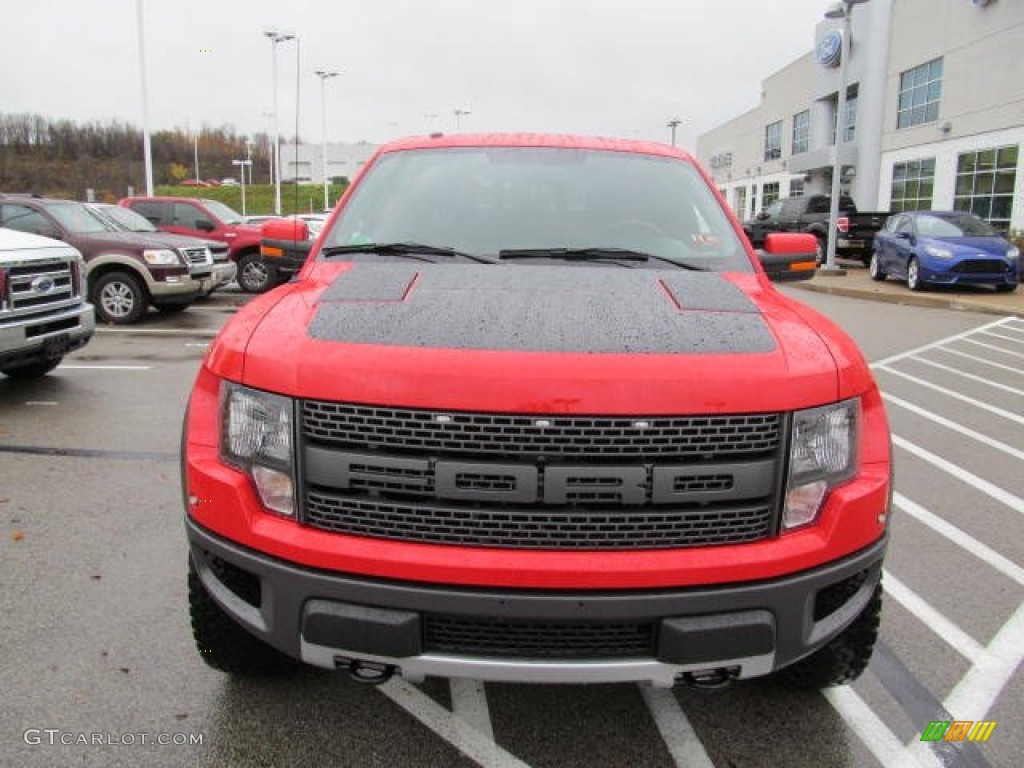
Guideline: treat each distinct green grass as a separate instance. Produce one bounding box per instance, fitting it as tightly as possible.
[153,183,348,216]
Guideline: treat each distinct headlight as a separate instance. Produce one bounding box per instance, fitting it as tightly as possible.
[924,245,953,260]
[782,399,859,530]
[143,248,183,265]
[1008,246,1020,261]
[220,382,295,516]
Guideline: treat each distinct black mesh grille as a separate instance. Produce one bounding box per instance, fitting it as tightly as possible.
[304,492,774,549]
[423,615,654,658]
[302,401,781,460]
[952,260,1008,275]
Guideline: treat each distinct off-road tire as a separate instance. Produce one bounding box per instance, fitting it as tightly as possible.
[188,564,296,675]
[92,271,148,324]
[771,582,882,689]
[2,357,62,379]
[237,253,277,294]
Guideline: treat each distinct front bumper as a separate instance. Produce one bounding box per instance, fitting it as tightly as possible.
[187,517,886,686]
[0,303,95,368]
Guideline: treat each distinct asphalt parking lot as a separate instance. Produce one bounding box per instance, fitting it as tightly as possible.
[1,282,1022,768]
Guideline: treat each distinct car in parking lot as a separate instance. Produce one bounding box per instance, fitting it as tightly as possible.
[119,196,265,292]
[871,210,1019,292]
[87,203,236,294]
[0,194,215,324]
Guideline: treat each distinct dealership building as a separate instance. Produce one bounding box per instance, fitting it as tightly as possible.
[696,0,1023,233]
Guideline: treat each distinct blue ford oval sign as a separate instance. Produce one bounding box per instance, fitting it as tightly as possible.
[816,30,843,68]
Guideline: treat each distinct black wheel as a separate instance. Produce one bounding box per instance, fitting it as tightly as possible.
[92,271,147,324]
[995,283,1017,293]
[907,257,925,292]
[188,563,295,675]
[772,583,882,689]
[2,357,62,379]
[237,253,277,293]
[868,252,887,282]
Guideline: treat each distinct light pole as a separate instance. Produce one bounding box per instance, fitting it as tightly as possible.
[265,29,296,215]
[193,130,200,181]
[822,0,868,272]
[453,108,471,130]
[667,118,682,147]
[135,0,154,196]
[315,70,339,211]
[232,159,252,215]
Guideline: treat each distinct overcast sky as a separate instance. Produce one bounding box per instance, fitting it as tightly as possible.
[2,0,830,150]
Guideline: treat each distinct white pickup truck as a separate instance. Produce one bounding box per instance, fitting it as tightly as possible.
[0,227,95,378]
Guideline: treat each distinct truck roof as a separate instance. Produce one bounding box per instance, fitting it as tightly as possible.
[378,132,695,162]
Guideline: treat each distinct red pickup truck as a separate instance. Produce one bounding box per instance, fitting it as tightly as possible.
[182,134,891,690]
[119,197,267,292]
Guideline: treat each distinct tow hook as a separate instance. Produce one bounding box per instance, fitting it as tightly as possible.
[343,658,396,685]
[677,666,739,689]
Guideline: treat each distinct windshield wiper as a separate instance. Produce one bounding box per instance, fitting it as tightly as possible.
[498,247,705,270]
[321,242,498,264]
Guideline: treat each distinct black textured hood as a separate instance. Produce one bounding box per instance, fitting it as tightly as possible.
[308,264,775,355]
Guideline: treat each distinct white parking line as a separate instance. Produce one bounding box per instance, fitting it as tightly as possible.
[883,394,1024,461]
[379,679,533,768]
[894,493,1024,587]
[894,436,1024,514]
[824,686,942,768]
[979,330,1024,345]
[450,678,495,741]
[961,338,1024,361]
[882,570,985,664]
[937,346,1024,376]
[944,601,1024,720]
[909,355,1024,396]
[871,317,1013,369]
[639,687,715,768]
[877,366,1024,426]
[58,365,152,370]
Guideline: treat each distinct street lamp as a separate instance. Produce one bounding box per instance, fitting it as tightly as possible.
[315,70,339,211]
[822,0,869,272]
[453,108,471,130]
[135,0,154,196]
[667,118,682,147]
[265,29,296,215]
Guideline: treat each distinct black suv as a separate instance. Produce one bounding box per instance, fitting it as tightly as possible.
[0,195,215,324]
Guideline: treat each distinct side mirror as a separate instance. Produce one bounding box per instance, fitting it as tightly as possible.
[895,231,914,244]
[757,232,817,282]
[195,219,216,232]
[37,225,62,240]
[756,210,769,221]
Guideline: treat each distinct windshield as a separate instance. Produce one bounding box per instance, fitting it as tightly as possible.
[916,213,999,238]
[47,202,114,234]
[96,205,158,232]
[202,199,243,225]
[322,146,750,271]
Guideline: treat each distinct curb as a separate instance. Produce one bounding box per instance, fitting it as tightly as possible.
[791,280,1022,318]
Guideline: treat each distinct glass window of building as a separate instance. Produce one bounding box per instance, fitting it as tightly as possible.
[762,182,781,209]
[953,145,1018,230]
[733,186,747,219]
[788,178,805,198]
[890,158,936,212]
[764,121,782,161]
[792,110,810,155]
[843,85,858,143]
[897,58,943,129]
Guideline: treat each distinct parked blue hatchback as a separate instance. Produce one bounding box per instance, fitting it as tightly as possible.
[871,211,1018,293]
